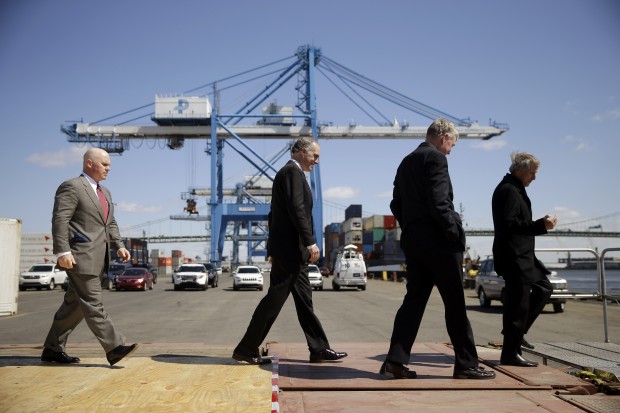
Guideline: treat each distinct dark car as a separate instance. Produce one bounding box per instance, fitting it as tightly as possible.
[200,262,219,288]
[115,267,154,291]
[102,262,132,289]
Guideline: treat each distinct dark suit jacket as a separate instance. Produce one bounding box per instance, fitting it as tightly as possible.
[52,175,125,276]
[492,173,549,282]
[266,160,314,264]
[390,142,465,252]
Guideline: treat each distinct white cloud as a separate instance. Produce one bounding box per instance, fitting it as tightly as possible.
[469,140,507,151]
[323,186,359,200]
[553,206,581,220]
[115,201,163,213]
[591,107,620,122]
[27,146,84,168]
[376,191,392,198]
[561,135,589,152]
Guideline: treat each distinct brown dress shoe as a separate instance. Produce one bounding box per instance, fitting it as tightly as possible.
[379,360,417,379]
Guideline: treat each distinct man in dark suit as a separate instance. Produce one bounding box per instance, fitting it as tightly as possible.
[380,118,495,380]
[492,152,557,367]
[42,148,138,366]
[233,137,347,365]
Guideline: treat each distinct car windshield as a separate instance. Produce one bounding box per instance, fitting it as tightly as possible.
[29,265,53,272]
[178,266,205,273]
[238,267,260,274]
[308,265,320,273]
[123,269,146,276]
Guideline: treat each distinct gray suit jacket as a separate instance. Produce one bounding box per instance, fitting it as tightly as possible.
[52,175,125,276]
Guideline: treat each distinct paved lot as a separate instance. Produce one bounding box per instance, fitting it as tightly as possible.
[1,273,618,348]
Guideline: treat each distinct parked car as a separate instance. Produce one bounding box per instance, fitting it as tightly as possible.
[131,263,158,284]
[115,267,154,291]
[19,264,68,291]
[173,264,209,291]
[199,262,219,288]
[307,264,324,291]
[475,258,569,313]
[103,262,132,289]
[232,265,264,291]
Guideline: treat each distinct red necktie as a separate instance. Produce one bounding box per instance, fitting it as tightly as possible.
[97,184,109,221]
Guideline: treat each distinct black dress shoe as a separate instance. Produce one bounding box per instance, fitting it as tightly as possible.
[500,354,538,367]
[453,366,496,379]
[521,338,535,350]
[41,348,80,364]
[106,343,138,366]
[232,352,272,365]
[379,360,417,379]
[309,348,348,363]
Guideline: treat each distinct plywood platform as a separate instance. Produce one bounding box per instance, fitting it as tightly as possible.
[0,342,616,412]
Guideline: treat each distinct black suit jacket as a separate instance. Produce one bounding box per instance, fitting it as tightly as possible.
[390,142,465,252]
[267,160,315,264]
[492,173,550,282]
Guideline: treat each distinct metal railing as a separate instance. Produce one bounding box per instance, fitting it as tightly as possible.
[536,247,619,343]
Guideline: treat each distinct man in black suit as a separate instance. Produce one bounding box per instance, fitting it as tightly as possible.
[233,137,347,365]
[380,118,495,380]
[42,148,138,366]
[492,152,557,367]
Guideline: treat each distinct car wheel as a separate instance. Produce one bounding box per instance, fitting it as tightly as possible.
[214,277,218,288]
[332,281,340,291]
[319,286,323,291]
[202,284,207,291]
[553,302,565,313]
[258,285,263,291]
[478,288,491,307]
[19,285,25,291]
[48,280,56,290]
[359,285,366,291]
[233,283,239,291]
[116,286,121,291]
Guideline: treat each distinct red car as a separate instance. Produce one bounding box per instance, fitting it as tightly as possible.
[115,268,154,291]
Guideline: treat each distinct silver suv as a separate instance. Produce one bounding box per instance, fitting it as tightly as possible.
[475,258,568,313]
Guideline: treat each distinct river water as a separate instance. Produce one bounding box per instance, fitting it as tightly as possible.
[554,269,620,295]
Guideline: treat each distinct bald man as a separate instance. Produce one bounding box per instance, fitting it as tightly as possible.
[42,148,138,366]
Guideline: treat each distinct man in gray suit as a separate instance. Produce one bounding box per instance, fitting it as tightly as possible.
[42,148,138,366]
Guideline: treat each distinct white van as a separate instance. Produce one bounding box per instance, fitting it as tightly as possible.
[332,245,367,291]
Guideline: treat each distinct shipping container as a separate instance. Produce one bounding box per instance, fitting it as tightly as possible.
[343,217,363,232]
[153,95,211,126]
[363,215,385,230]
[344,230,363,245]
[385,228,402,242]
[345,204,362,220]
[1,218,21,316]
[384,215,397,229]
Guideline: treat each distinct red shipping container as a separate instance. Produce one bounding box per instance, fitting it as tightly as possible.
[384,215,396,229]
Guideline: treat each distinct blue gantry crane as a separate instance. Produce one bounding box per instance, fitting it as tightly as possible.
[60,45,508,268]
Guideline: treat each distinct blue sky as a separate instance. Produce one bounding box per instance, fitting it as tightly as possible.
[1,0,619,261]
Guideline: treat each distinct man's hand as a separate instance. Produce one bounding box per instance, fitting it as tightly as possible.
[117,248,131,263]
[543,214,558,230]
[58,253,76,270]
[307,244,320,263]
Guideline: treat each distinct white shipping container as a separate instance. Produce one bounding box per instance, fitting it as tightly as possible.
[0,218,21,316]
[343,217,363,233]
[363,215,385,231]
[344,230,363,245]
[21,233,53,244]
[154,96,211,120]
